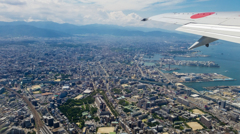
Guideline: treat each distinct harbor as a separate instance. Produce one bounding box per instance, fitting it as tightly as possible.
[143,43,240,91]
[164,72,235,83]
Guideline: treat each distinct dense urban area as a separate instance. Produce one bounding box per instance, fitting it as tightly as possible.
[1,35,240,134]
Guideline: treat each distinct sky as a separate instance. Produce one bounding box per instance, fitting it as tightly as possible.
[0,0,240,28]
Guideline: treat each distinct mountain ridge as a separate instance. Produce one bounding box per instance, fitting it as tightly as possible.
[0,21,191,38]
[0,24,71,37]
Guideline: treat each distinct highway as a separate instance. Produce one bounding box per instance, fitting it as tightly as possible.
[99,63,128,119]
[98,62,121,117]
[156,68,172,83]
[4,86,52,134]
[87,62,116,116]
[99,63,115,115]
[137,63,145,77]
[99,62,109,77]
[87,62,97,91]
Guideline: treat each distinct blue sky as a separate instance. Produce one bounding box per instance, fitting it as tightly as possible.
[133,0,240,17]
[0,0,239,28]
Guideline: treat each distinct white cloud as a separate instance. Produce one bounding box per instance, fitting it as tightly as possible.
[74,0,185,11]
[0,15,14,22]
[0,0,26,5]
[0,0,186,28]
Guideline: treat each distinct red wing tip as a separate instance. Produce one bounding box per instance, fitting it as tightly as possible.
[191,12,215,19]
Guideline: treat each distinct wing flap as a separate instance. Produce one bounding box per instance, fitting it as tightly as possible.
[189,36,217,50]
[177,24,240,44]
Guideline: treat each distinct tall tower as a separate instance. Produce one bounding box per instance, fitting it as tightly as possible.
[221,100,226,108]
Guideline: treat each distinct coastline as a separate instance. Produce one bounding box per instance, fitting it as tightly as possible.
[143,43,240,91]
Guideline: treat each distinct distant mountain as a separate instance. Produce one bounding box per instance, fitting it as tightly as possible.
[0,21,79,32]
[0,25,71,37]
[0,21,192,38]
[0,21,162,32]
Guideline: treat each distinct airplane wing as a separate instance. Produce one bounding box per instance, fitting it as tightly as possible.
[143,12,240,50]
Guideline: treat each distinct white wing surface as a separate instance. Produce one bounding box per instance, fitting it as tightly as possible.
[144,12,240,49]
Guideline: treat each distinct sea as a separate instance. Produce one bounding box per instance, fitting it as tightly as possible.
[144,42,240,91]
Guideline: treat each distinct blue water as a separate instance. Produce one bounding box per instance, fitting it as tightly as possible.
[145,42,240,91]
[144,62,155,66]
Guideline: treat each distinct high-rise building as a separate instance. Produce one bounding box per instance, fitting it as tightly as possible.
[230,112,239,121]
[24,119,31,128]
[143,102,150,109]
[50,102,54,108]
[177,97,189,106]
[31,99,38,106]
[57,98,62,104]
[47,116,54,126]
[95,96,106,110]
[30,114,35,124]
[200,116,211,128]
[186,89,191,96]
[60,91,68,98]
[8,127,25,134]
[54,121,60,128]
[131,112,142,117]
[0,87,5,94]
[137,120,142,127]
[221,100,226,108]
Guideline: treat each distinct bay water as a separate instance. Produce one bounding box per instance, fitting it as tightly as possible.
[145,42,240,91]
